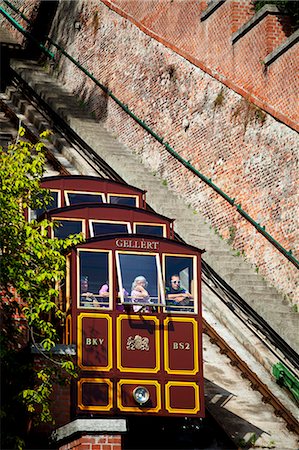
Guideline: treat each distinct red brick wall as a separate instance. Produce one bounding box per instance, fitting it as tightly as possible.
[1,1,298,300]
[59,435,122,450]
[48,0,298,300]
[100,0,298,129]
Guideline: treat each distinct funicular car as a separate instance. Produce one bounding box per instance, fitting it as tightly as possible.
[28,175,146,221]
[65,234,205,418]
[34,176,205,419]
[43,204,174,240]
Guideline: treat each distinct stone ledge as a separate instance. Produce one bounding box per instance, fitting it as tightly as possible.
[264,28,299,66]
[52,418,127,443]
[232,4,281,44]
[200,0,225,21]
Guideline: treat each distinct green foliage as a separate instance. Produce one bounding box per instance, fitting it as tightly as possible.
[0,130,83,448]
[253,1,299,30]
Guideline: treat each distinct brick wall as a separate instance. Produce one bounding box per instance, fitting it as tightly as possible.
[48,0,298,300]
[1,1,298,299]
[59,435,122,450]
[100,0,298,130]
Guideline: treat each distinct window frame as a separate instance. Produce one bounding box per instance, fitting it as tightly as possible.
[107,193,139,208]
[51,217,86,239]
[133,222,167,238]
[77,248,113,310]
[89,220,132,238]
[65,190,106,206]
[162,253,198,314]
[28,189,61,221]
[115,250,165,308]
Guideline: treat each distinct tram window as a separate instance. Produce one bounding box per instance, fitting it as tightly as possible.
[29,190,59,221]
[53,219,83,239]
[90,221,130,237]
[108,195,137,207]
[134,224,165,237]
[66,191,105,206]
[79,250,111,309]
[116,252,164,312]
[164,255,197,314]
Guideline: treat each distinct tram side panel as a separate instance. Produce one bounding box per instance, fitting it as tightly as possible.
[65,235,204,418]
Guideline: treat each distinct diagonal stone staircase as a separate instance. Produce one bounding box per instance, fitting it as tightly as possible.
[3,58,299,354]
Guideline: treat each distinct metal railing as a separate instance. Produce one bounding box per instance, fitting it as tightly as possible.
[1,0,298,269]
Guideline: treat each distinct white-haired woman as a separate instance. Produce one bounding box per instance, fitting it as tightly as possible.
[131,275,150,312]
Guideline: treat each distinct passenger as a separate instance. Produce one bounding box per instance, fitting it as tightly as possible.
[80,276,97,307]
[131,276,151,313]
[99,281,110,308]
[165,274,193,310]
[99,282,128,310]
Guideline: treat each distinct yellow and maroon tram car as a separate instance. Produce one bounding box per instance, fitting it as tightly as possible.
[29,175,146,221]
[44,204,174,240]
[65,234,205,418]
[36,176,205,419]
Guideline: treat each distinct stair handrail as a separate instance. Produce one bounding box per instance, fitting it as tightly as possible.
[1,2,298,269]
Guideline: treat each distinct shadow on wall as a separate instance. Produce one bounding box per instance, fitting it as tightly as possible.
[48,0,82,50]
[24,0,59,60]
[205,379,265,447]
[75,81,109,122]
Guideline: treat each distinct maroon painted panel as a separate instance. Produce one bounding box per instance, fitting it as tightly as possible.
[169,384,197,409]
[81,381,109,407]
[119,317,157,371]
[167,321,195,372]
[80,316,110,368]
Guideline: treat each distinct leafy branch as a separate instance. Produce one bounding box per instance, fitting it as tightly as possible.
[0,129,83,448]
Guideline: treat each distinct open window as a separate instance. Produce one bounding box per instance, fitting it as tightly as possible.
[29,189,60,221]
[78,250,112,309]
[107,194,138,207]
[133,223,166,237]
[90,220,131,238]
[163,254,197,314]
[116,252,164,312]
[65,190,105,206]
[52,218,85,239]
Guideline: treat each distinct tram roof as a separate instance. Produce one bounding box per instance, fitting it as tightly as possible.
[41,175,146,194]
[42,203,174,223]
